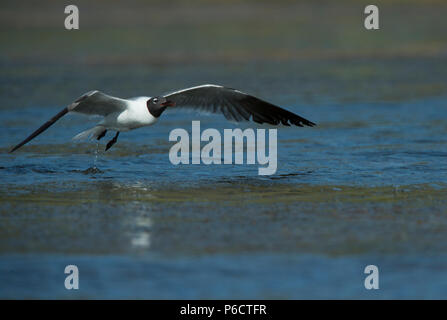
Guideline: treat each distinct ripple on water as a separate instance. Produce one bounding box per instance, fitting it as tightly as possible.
[72,167,105,175]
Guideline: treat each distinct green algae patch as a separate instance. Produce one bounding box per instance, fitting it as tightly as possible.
[1,182,446,208]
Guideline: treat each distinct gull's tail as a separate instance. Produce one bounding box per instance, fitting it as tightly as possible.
[72,126,106,141]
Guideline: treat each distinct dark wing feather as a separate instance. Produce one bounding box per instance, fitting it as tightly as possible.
[9,108,69,153]
[163,84,316,127]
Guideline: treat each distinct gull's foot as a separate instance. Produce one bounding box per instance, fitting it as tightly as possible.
[105,131,120,151]
[97,129,107,141]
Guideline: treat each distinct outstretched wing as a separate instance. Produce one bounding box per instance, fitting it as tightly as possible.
[68,90,127,116]
[163,84,316,127]
[9,90,126,153]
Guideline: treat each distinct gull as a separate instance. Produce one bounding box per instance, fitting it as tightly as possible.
[9,84,316,153]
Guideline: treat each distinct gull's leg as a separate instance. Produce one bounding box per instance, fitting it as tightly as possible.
[97,129,107,141]
[105,131,120,151]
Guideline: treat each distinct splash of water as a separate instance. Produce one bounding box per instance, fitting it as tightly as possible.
[87,141,104,174]
[93,141,99,169]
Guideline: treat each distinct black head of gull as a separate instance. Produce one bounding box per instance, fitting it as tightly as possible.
[146,96,176,118]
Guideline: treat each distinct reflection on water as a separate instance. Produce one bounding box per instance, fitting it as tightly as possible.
[130,216,152,249]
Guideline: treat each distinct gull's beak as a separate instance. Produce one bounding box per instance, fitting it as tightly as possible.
[161,100,176,107]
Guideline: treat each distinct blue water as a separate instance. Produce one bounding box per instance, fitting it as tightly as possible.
[2,253,447,299]
[1,92,447,299]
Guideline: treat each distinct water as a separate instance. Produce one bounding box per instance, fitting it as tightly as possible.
[1,0,447,299]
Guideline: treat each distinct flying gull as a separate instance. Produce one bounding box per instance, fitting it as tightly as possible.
[9,84,316,153]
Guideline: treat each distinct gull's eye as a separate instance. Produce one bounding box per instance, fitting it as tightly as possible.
[153,98,158,104]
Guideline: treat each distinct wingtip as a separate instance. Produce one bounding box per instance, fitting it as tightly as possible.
[294,119,316,127]
[303,119,316,127]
